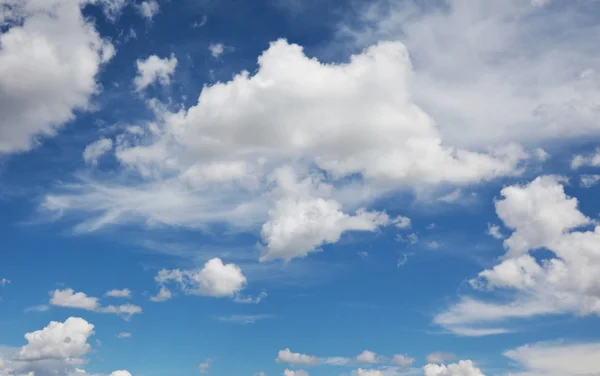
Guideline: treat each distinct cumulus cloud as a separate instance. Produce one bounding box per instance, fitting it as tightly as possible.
[49,289,142,319]
[134,54,178,91]
[0,317,131,376]
[423,360,484,376]
[435,176,600,335]
[391,354,414,368]
[83,138,113,166]
[43,38,531,253]
[259,196,391,262]
[209,43,226,58]
[149,286,172,302]
[0,0,115,155]
[356,350,384,364]
[155,258,247,298]
[276,349,319,366]
[504,341,600,376]
[340,1,600,150]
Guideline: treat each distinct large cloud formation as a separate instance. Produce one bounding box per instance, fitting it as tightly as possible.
[0,0,116,154]
[43,39,531,261]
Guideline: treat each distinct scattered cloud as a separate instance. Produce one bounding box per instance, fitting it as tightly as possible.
[571,149,600,169]
[486,224,504,240]
[283,370,308,376]
[424,360,484,376]
[134,54,178,91]
[83,138,113,166]
[117,332,132,339]
[580,174,600,188]
[149,286,173,302]
[155,258,247,298]
[49,288,142,319]
[436,176,600,335]
[137,0,160,20]
[215,314,274,325]
[104,288,132,299]
[199,359,212,374]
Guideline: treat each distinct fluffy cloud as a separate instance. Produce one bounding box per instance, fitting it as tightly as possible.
[423,360,484,376]
[356,350,384,364]
[209,43,226,58]
[149,286,172,302]
[19,317,94,361]
[260,197,390,261]
[391,354,414,368]
[0,0,115,155]
[155,258,247,298]
[504,341,600,376]
[43,38,531,254]
[571,149,600,169]
[49,289,142,319]
[0,317,130,376]
[104,288,131,298]
[83,138,113,166]
[276,349,319,366]
[341,1,600,149]
[134,54,178,91]
[283,370,308,376]
[436,176,600,335]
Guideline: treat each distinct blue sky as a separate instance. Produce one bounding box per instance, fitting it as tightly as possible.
[1,0,600,375]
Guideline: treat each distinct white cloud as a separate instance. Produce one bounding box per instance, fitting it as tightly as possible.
[156,258,247,298]
[19,317,94,361]
[0,0,115,155]
[83,138,113,166]
[436,176,600,335]
[0,278,10,287]
[44,38,531,245]
[50,289,99,310]
[504,341,600,376]
[486,224,503,240]
[199,359,211,374]
[209,43,226,58]
[215,314,273,325]
[438,189,462,203]
[392,215,411,229]
[424,360,484,376]
[0,318,131,376]
[356,350,384,364]
[137,0,159,20]
[340,1,600,150]
[116,332,131,339]
[283,370,308,376]
[49,289,142,319]
[571,149,600,169]
[104,288,131,299]
[277,349,319,366]
[260,196,391,262]
[426,353,455,364]
[149,286,172,302]
[580,174,600,188]
[391,354,414,368]
[355,369,383,376]
[233,291,267,304]
[134,54,178,91]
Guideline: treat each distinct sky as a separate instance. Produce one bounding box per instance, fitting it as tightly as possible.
[1,0,600,375]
